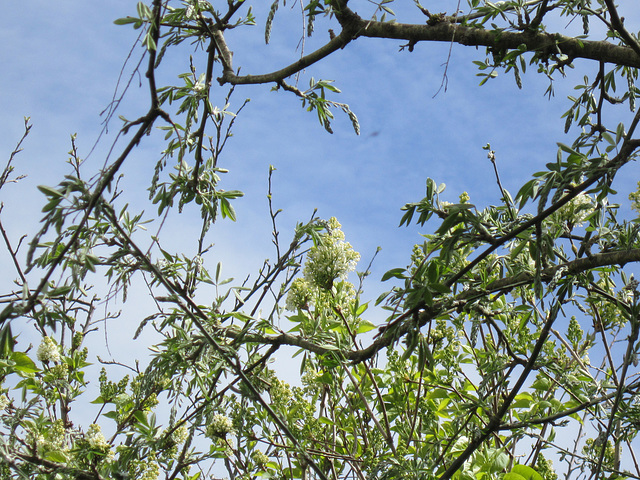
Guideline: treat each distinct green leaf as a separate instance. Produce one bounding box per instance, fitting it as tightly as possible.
[114,17,140,25]
[381,268,407,281]
[436,212,463,234]
[220,198,237,221]
[504,473,527,480]
[511,464,543,480]
[133,410,148,425]
[356,320,376,334]
[10,352,39,375]
[44,450,68,463]
[37,185,63,198]
[429,282,451,294]
[511,392,534,409]
[137,1,152,20]
[0,324,15,357]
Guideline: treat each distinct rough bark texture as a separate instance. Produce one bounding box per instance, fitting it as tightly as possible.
[218,6,640,87]
[358,20,640,69]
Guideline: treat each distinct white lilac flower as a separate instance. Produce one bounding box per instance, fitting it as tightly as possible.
[252,450,269,467]
[269,378,292,405]
[37,336,61,364]
[192,74,206,94]
[0,393,9,411]
[303,217,360,290]
[206,413,234,438]
[137,453,160,480]
[172,424,189,444]
[439,200,453,213]
[184,0,210,20]
[285,277,312,311]
[86,424,110,450]
[48,419,68,451]
[114,393,132,408]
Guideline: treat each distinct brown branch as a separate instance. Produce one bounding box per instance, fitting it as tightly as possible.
[0,117,31,190]
[0,217,26,284]
[351,247,640,363]
[348,15,640,68]
[444,136,640,293]
[218,248,640,363]
[218,7,640,89]
[12,452,105,480]
[498,380,640,431]
[216,8,362,86]
[602,0,640,59]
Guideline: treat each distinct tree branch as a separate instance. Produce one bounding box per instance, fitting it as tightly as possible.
[217,8,362,86]
[215,247,640,363]
[218,7,640,89]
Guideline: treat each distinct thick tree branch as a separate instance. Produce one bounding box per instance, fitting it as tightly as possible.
[352,247,640,363]
[353,17,640,68]
[218,7,640,89]
[217,248,640,363]
[602,0,640,59]
[216,13,361,86]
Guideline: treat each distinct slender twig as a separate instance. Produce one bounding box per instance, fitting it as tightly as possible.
[0,117,31,190]
[0,217,26,284]
[487,149,516,221]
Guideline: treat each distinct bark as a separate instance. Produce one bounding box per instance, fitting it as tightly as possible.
[217,7,640,87]
[355,19,640,68]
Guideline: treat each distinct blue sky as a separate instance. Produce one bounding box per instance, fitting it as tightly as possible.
[2,0,640,473]
[1,2,636,366]
[0,0,617,349]
[0,1,583,286]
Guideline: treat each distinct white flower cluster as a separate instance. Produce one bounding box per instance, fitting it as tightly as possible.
[114,393,132,408]
[0,393,9,411]
[191,73,207,95]
[206,413,234,438]
[550,192,593,230]
[303,217,360,290]
[252,450,269,467]
[285,277,312,311]
[86,424,110,450]
[269,378,292,406]
[171,424,189,444]
[27,419,70,461]
[37,336,61,364]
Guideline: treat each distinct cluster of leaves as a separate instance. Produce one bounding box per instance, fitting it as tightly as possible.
[2,1,640,480]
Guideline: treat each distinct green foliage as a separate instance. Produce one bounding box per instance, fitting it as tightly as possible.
[2,1,640,480]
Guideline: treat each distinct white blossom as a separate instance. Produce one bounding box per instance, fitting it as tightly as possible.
[171,424,189,444]
[550,192,593,229]
[37,336,60,364]
[252,450,269,467]
[303,217,360,290]
[285,277,312,311]
[86,424,110,450]
[184,0,210,20]
[0,393,9,411]
[206,413,234,438]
